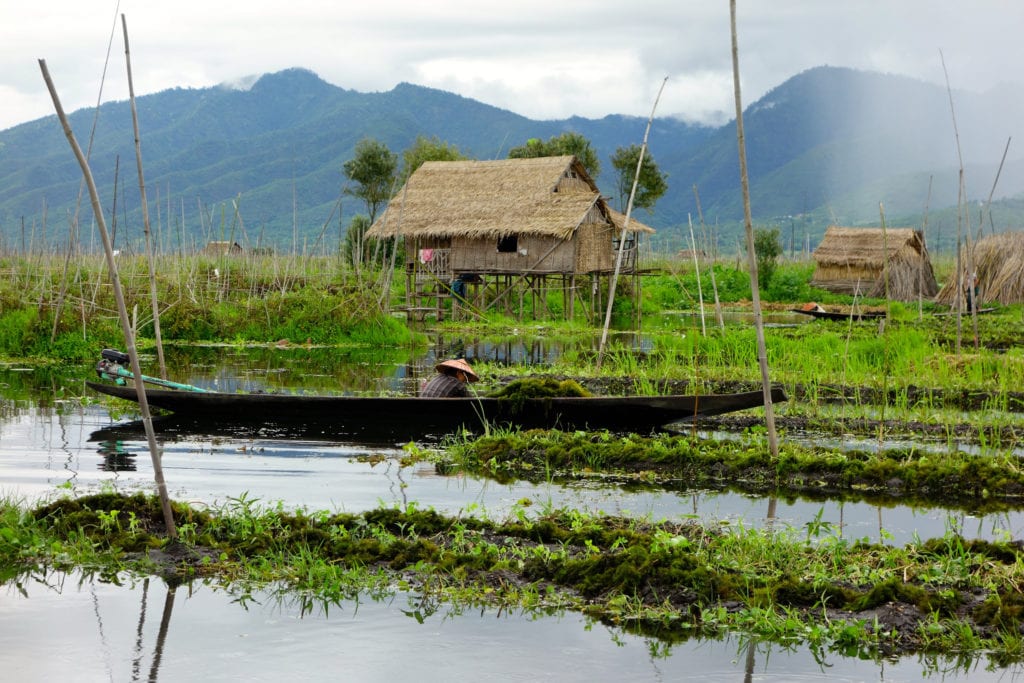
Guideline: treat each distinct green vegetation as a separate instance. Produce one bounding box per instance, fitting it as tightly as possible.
[3,249,1024,665]
[0,253,415,362]
[610,144,669,213]
[342,137,398,223]
[443,429,1024,513]
[5,492,1024,663]
[508,132,602,179]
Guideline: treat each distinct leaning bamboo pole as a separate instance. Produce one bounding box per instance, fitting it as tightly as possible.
[122,14,167,379]
[597,77,668,369]
[730,0,779,460]
[687,213,706,336]
[39,58,177,540]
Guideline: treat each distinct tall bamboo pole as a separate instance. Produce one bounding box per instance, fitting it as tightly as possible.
[730,0,779,460]
[693,185,724,332]
[597,77,668,369]
[687,214,706,336]
[122,15,167,379]
[39,58,177,540]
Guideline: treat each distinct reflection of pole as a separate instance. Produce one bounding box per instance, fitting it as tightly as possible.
[743,638,757,683]
[131,578,150,681]
[149,585,176,682]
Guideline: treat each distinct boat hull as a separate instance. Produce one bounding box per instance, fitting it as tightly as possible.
[87,381,787,440]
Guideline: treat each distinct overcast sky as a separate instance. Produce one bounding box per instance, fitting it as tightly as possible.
[2,1,1021,132]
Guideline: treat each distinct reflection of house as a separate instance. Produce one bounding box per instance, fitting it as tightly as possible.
[364,156,654,321]
[203,241,243,255]
[811,226,938,300]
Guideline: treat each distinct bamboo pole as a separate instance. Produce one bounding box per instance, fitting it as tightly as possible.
[597,76,668,369]
[941,50,979,352]
[39,58,177,540]
[693,185,724,332]
[730,0,779,460]
[687,213,706,336]
[122,14,167,379]
[919,175,932,321]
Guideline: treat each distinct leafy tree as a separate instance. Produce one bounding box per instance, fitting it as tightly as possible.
[609,144,669,212]
[751,227,783,290]
[507,132,600,179]
[342,138,397,224]
[400,135,469,181]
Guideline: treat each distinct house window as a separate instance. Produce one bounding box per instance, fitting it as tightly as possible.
[497,235,518,253]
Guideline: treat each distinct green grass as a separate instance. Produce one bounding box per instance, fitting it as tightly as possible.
[6,491,1024,664]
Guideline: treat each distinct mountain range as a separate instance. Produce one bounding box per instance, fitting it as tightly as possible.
[1,65,1022,254]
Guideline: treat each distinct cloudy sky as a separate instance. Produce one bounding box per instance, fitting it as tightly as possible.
[2,1,1021,132]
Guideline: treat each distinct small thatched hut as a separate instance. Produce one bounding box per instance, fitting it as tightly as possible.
[365,155,651,274]
[203,241,243,255]
[364,156,654,320]
[935,231,1024,306]
[811,226,938,300]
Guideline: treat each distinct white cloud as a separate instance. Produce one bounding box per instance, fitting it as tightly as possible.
[2,1,1023,131]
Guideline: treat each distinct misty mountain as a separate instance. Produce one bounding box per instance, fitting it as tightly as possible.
[1,65,1022,253]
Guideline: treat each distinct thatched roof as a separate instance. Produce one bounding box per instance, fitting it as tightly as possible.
[811,226,938,300]
[365,156,653,240]
[813,226,924,268]
[607,208,656,235]
[935,231,1024,305]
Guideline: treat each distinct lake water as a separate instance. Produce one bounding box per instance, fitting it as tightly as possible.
[2,348,1022,680]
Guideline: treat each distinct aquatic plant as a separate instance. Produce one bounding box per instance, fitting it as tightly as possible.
[7,492,1024,664]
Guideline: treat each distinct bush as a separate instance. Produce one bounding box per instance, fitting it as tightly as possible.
[753,228,782,290]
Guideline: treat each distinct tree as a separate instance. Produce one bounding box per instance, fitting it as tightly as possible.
[342,138,397,224]
[610,144,668,212]
[752,227,782,290]
[400,135,469,181]
[507,132,600,179]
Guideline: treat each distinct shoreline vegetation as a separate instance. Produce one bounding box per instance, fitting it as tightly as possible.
[4,492,1024,665]
[2,252,1024,663]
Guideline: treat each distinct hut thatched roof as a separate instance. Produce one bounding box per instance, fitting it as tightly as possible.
[607,208,656,235]
[935,231,1024,306]
[811,226,938,300]
[365,156,653,240]
[813,226,923,268]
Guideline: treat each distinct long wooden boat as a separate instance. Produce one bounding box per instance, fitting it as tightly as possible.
[86,381,788,440]
[792,304,885,321]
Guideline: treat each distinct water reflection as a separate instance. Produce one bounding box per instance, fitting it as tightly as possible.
[97,440,137,472]
[2,569,1019,682]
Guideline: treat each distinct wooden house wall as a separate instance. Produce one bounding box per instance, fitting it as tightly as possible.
[575,220,617,273]
[451,235,575,274]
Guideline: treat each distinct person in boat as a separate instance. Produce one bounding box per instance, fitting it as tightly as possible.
[420,358,479,397]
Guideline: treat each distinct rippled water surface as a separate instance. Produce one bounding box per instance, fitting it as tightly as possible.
[1,347,1021,680]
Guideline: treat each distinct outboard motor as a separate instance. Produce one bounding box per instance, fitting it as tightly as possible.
[96,348,131,384]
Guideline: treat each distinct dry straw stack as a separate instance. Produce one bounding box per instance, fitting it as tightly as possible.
[935,231,1024,306]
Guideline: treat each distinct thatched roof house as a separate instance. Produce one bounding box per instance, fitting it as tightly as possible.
[203,241,243,255]
[811,226,938,300]
[365,156,652,276]
[935,231,1024,306]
